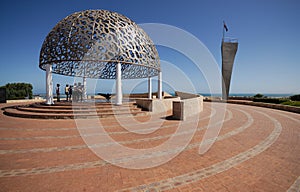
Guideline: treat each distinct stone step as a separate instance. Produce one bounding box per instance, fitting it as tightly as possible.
[31,102,137,110]
[3,108,147,119]
[16,106,141,114]
[39,101,136,106]
[2,101,147,119]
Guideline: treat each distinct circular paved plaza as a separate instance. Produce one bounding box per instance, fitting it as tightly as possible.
[0,102,299,191]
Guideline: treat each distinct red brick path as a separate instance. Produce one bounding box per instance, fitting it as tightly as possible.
[0,102,299,191]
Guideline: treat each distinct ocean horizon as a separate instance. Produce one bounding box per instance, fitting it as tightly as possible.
[200,93,293,98]
[34,92,295,99]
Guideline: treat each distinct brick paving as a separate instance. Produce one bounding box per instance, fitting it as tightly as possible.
[0,102,299,191]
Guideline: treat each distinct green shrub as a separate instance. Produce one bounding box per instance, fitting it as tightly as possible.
[0,83,33,100]
[253,93,264,98]
[281,100,300,107]
[290,94,300,101]
[253,98,289,104]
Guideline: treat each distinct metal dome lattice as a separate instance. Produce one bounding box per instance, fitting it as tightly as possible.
[39,10,160,79]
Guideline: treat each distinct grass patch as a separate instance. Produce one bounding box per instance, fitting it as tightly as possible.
[280,100,300,107]
[251,93,300,107]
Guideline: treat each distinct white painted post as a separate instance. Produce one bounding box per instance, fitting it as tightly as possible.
[83,77,87,100]
[46,64,54,105]
[157,71,162,99]
[116,63,122,105]
[148,77,152,99]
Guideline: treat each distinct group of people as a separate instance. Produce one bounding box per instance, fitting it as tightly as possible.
[55,83,84,102]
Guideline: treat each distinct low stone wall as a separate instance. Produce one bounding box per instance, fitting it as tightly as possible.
[227,100,300,114]
[128,91,172,99]
[173,96,203,120]
[136,97,180,113]
[7,99,45,104]
[175,91,200,100]
[136,92,204,120]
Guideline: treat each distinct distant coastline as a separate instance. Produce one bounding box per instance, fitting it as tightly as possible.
[201,93,293,98]
[33,92,295,99]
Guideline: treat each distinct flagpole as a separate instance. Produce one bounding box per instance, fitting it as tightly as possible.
[222,27,225,42]
[222,21,225,42]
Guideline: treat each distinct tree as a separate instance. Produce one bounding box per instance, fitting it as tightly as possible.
[0,83,33,100]
[253,93,264,98]
[290,94,300,101]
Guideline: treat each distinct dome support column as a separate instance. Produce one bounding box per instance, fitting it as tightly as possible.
[157,71,162,99]
[115,63,122,105]
[46,64,54,105]
[148,77,152,99]
[82,77,87,100]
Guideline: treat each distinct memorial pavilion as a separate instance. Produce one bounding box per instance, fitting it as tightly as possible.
[39,9,162,105]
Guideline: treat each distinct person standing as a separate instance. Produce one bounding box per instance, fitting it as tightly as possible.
[65,84,69,101]
[68,85,73,101]
[56,84,60,102]
[73,83,78,102]
[77,82,83,102]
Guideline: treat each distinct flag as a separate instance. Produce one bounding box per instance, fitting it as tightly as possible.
[223,22,228,32]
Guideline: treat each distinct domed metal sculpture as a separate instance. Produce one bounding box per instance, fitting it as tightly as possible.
[39,9,160,79]
[39,10,162,105]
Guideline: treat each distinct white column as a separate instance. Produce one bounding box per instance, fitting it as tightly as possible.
[46,64,54,105]
[115,63,122,105]
[157,71,162,99]
[148,77,152,99]
[83,77,87,100]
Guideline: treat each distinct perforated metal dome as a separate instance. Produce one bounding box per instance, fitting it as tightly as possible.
[39,10,160,79]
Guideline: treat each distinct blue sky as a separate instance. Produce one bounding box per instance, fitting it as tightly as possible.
[0,0,299,95]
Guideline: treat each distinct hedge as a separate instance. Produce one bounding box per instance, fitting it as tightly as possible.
[0,83,33,100]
